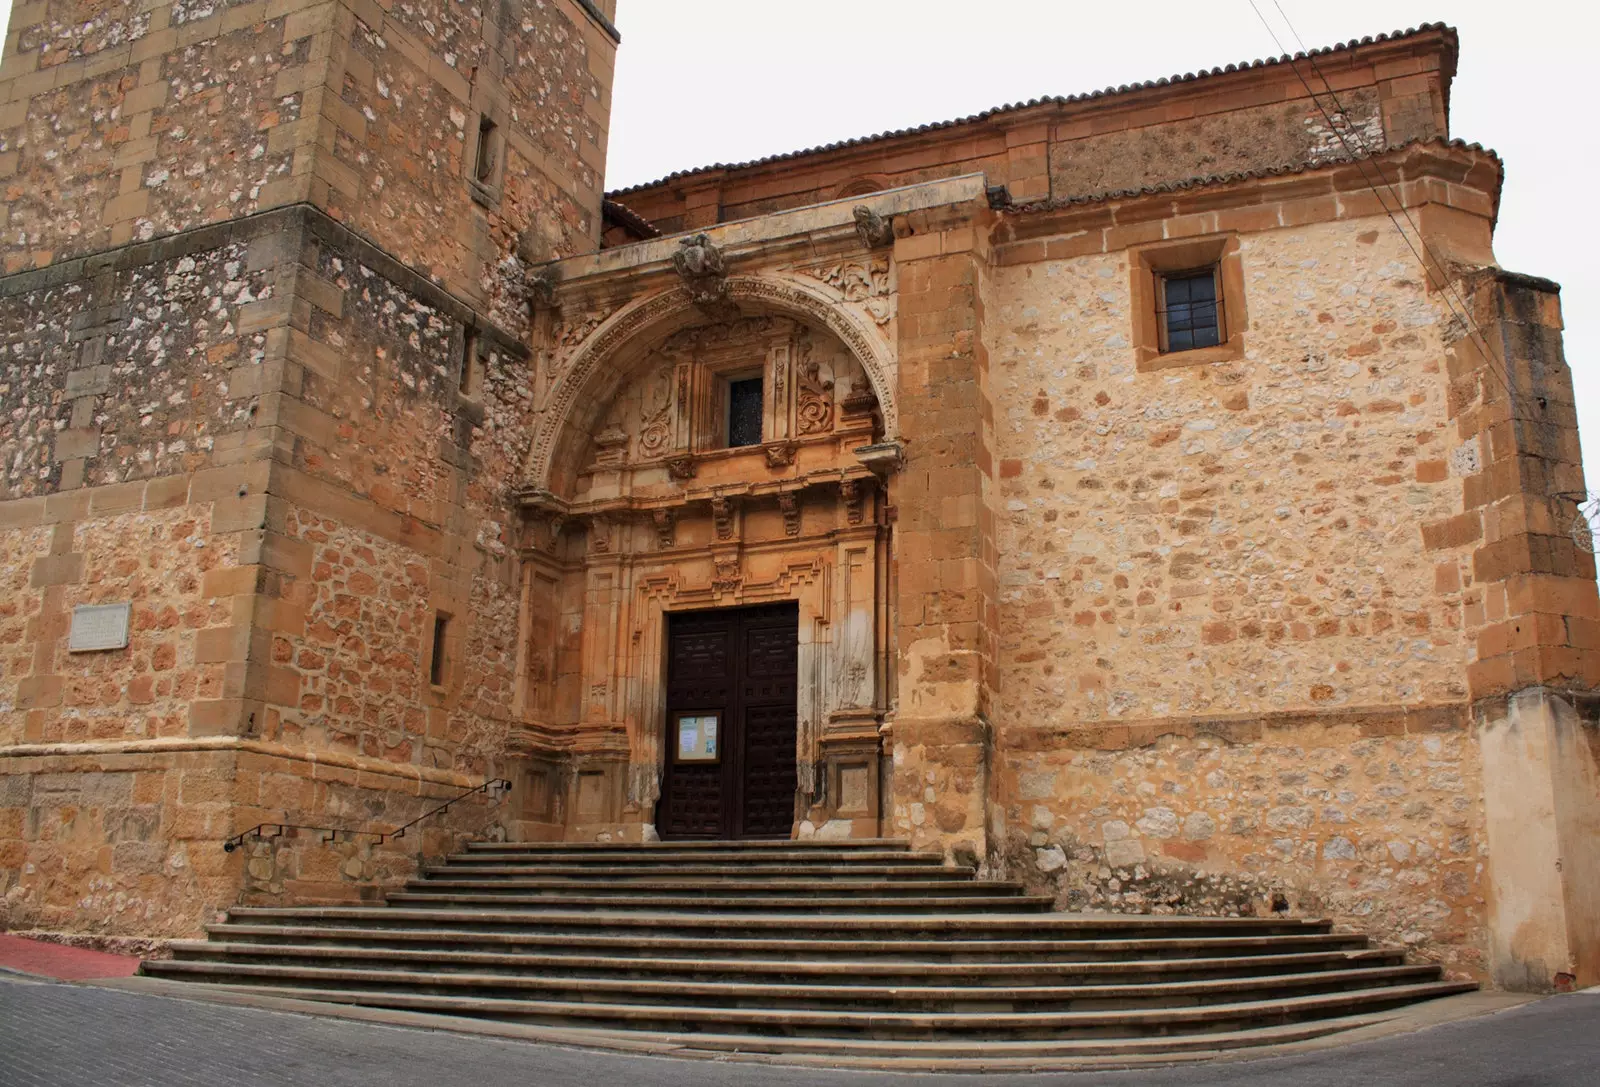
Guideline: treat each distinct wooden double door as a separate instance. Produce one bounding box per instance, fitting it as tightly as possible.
[658,603,799,840]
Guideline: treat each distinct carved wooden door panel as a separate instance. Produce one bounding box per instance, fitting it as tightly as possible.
[659,603,798,840]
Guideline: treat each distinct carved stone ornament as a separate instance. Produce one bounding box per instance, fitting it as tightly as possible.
[764,442,797,469]
[853,205,894,249]
[525,276,901,490]
[652,508,675,550]
[779,492,800,537]
[526,265,559,309]
[637,360,675,459]
[591,423,629,469]
[672,233,731,311]
[841,478,865,526]
[711,552,742,593]
[666,456,696,481]
[711,495,736,541]
[796,358,835,435]
[807,258,892,326]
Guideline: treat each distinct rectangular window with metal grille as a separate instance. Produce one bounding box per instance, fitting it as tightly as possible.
[1159,268,1223,352]
[727,377,763,447]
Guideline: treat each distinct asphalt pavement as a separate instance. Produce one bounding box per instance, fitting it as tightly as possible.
[1,973,1596,1086]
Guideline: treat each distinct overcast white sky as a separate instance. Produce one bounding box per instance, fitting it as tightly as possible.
[608,0,1600,532]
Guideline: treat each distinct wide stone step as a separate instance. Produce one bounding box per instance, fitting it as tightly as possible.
[203,923,1370,961]
[140,958,1443,1013]
[222,907,1333,940]
[147,977,1478,1039]
[462,839,913,853]
[381,891,1054,912]
[448,849,940,866]
[166,940,1408,986]
[423,863,969,880]
[401,878,1020,897]
[529,1013,1382,1069]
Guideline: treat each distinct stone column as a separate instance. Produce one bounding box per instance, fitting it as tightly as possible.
[1441,270,1600,990]
[887,199,999,864]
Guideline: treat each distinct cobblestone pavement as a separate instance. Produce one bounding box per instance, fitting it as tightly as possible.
[1,975,1597,1087]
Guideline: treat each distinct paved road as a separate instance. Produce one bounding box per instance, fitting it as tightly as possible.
[1,974,1596,1086]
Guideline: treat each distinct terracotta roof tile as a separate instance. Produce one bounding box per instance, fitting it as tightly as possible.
[608,23,1455,198]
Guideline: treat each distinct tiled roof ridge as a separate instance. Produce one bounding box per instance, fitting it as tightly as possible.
[1006,136,1501,213]
[606,23,1456,197]
[601,196,661,239]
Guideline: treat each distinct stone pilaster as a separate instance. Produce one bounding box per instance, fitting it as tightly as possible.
[888,200,999,863]
[1444,271,1600,990]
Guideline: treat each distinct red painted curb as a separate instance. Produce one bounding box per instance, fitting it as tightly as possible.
[0,935,142,980]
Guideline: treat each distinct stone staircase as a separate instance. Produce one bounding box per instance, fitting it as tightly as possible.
[142,839,1476,1070]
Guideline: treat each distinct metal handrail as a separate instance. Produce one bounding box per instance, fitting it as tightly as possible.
[222,777,512,853]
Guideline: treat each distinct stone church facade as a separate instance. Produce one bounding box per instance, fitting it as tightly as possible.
[0,4,1596,993]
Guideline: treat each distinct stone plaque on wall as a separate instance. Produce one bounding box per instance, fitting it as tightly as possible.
[68,603,131,652]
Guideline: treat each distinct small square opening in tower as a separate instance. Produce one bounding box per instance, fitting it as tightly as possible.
[727,377,763,448]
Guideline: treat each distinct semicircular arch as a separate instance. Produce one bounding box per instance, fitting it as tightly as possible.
[523,274,899,493]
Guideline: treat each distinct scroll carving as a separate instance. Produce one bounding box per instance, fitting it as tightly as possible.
[806,258,892,325]
[637,360,675,459]
[796,358,834,435]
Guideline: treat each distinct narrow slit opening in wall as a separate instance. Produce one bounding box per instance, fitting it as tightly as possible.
[460,328,478,394]
[475,116,498,183]
[430,613,449,686]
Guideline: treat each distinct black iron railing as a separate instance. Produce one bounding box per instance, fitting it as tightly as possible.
[223,777,512,853]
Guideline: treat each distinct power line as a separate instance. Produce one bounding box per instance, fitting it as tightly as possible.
[1242,1,1520,410]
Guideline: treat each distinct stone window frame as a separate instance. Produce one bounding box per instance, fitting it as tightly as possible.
[458,325,482,399]
[1129,233,1248,371]
[467,108,505,208]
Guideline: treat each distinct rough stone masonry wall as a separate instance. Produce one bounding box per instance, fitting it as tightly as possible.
[987,216,1491,976]
[0,0,614,302]
[258,228,531,774]
[331,0,612,296]
[0,0,313,273]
